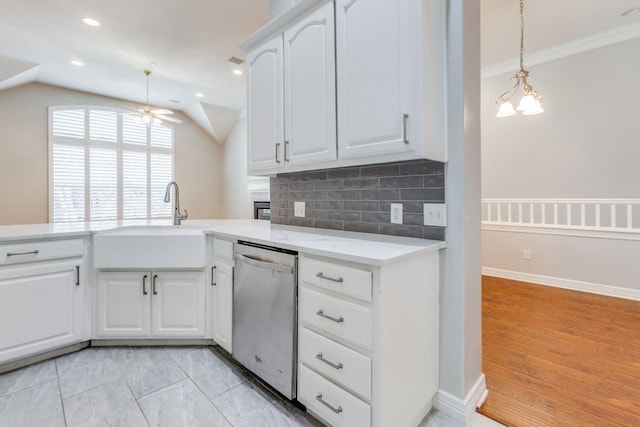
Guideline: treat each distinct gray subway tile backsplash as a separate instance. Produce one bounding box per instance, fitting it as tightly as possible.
[270,159,445,241]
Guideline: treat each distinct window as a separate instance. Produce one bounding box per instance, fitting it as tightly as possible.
[49,106,174,222]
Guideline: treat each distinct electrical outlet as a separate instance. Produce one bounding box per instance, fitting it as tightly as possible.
[424,203,447,227]
[523,249,532,260]
[294,201,305,217]
[390,203,403,224]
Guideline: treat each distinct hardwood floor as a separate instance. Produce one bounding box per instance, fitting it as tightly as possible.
[479,276,640,427]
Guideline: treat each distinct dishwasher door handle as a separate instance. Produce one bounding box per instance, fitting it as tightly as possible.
[235,253,293,274]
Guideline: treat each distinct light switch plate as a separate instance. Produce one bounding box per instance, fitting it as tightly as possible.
[424,203,447,227]
[294,201,305,217]
[390,203,403,224]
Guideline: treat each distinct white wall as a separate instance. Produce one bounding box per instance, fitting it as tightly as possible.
[437,0,483,421]
[221,117,254,219]
[0,82,224,225]
[482,38,640,198]
[481,38,640,293]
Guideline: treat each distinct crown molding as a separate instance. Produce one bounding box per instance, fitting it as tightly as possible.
[482,21,640,79]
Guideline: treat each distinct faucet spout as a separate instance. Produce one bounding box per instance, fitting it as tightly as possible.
[164,181,188,225]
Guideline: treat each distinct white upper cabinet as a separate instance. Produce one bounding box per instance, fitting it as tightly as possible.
[336,0,445,163]
[247,36,284,173]
[336,0,412,159]
[243,0,445,175]
[247,1,336,175]
[283,1,336,167]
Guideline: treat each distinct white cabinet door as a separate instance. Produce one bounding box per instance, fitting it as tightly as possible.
[151,271,205,337]
[283,1,336,167]
[97,271,150,337]
[0,260,84,363]
[247,36,284,174]
[336,0,414,159]
[212,263,233,353]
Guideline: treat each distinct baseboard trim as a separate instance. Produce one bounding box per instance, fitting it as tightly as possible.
[90,339,216,347]
[0,341,90,375]
[483,267,640,301]
[434,374,487,425]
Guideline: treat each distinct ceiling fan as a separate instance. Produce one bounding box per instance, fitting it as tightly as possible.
[126,69,182,126]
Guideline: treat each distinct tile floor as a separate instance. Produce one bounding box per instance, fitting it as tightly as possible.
[0,346,501,427]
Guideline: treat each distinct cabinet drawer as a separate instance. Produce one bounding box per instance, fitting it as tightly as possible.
[213,237,234,263]
[298,365,370,427]
[299,287,372,350]
[299,327,371,400]
[300,257,372,302]
[0,239,84,266]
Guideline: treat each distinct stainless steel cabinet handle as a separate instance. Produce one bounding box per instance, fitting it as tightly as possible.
[284,140,290,162]
[75,266,80,286]
[316,352,343,370]
[152,274,158,295]
[275,143,281,163]
[211,265,217,286]
[403,113,409,144]
[142,274,148,295]
[316,310,344,323]
[7,250,39,257]
[315,393,343,414]
[316,272,344,283]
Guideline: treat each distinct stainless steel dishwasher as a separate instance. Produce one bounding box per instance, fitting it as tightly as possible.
[232,240,298,399]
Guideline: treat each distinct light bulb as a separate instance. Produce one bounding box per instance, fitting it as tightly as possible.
[142,113,153,124]
[516,94,535,111]
[496,101,516,118]
[522,99,544,115]
[152,117,162,125]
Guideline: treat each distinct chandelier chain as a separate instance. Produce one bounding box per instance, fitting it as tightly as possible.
[519,0,525,71]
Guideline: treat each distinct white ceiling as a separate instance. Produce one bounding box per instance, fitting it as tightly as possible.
[481,0,640,67]
[0,0,269,142]
[1,0,639,140]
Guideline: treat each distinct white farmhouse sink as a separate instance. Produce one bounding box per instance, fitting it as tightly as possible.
[93,226,207,269]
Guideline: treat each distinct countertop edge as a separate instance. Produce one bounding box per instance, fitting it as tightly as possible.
[0,221,446,265]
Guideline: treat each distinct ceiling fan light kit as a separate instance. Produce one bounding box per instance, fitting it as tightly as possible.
[495,0,544,118]
[128,69,182,126]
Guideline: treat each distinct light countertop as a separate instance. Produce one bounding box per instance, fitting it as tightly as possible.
[0,219,445,266]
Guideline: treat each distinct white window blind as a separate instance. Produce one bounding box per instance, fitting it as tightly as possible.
[50,107,175,222]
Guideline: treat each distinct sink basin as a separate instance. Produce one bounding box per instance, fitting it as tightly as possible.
[93,226,207,269]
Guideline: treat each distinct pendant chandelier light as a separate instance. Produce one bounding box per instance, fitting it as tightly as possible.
[495,0,544,117]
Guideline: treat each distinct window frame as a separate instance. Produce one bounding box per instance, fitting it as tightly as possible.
[48,105,176,223]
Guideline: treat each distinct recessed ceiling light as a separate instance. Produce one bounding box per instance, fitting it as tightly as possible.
[82,17,100,27]
[621,7,640,16]
[195,93,204,98]
[71,60,85,67]
[233,69,243,76]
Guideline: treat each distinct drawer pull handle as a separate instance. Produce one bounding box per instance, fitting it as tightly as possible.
[7,250,39,257]
[316,272,343,283]
[316,352,343,370]
[316,310,344,323]
[316,393,343,414]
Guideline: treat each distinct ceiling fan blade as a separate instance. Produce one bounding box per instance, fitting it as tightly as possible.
[151,109,174,115]
[156,114,182,124]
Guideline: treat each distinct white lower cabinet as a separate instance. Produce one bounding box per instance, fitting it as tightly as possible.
[298,252,439,427]
[0,239,85,364]
[212,263,233,352]
[211,237,234,353]
[97,270,205,338]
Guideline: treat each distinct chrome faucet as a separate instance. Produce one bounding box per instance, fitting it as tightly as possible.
[164,181,188,226]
